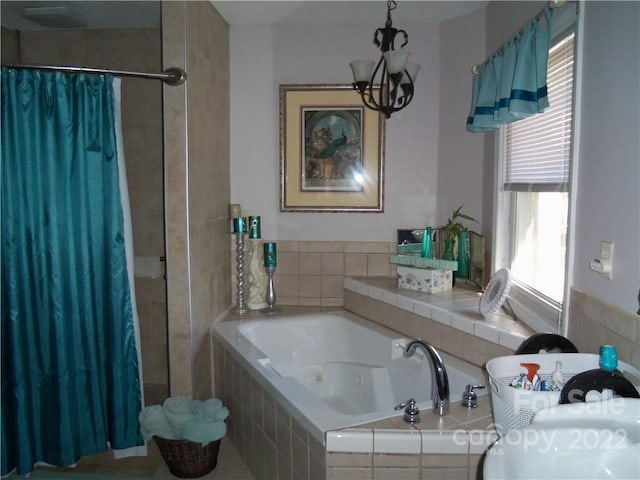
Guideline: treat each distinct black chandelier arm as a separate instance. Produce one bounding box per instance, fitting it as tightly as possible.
[374,26,408,52]
[350,0,418,118]
[395,29,409,49]
[353,77,415,119]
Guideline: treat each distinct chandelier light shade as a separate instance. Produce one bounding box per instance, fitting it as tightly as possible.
[350,0,420,118]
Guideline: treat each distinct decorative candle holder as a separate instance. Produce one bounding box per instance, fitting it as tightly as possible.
[261,242,278,314]
[261,266,278,315]
[232,231,248,314]
[246,239,268,311]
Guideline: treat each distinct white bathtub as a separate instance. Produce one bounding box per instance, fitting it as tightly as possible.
[213,309,487,442]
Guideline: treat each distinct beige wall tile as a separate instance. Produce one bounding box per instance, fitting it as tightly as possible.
[440,325,463,357]
[372,467,420,479]
[373,453,420,468]
[461,334,488,367]
[421,317,443,346]
[300,241,344,253]
[422,467,468,479]
[299,297,322,306]
[345,253,368,276]
[299,275,322,298]
[421,454,468,468]
[367,253,392,276]
[486,341,514,359]
[278,240,300,252]
[300,252,322,275]
[328,467,373,479]
[279,297,300,306]
[323,252,345,275]
[344,289,362,313]
[1,27,20,63]
[162,0,230,398]
[322,275,345,298]
[327,453,372,468]
[169,339,192,396]
[276,275,300,299]
[344,241,390,253]
[278,251,300,275]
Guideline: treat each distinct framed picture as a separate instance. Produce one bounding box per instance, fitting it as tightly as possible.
[279,84,385,212]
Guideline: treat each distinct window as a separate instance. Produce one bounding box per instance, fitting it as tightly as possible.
[495,24,576,332]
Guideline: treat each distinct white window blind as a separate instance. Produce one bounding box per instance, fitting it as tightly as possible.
[504,32,575,192]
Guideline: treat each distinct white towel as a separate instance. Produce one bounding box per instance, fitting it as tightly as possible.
[162,396,194,437]
[139,405,175,440]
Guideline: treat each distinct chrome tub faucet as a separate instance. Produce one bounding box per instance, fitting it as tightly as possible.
[404,339,450,416]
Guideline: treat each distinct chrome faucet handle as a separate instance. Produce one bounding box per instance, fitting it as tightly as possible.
[462,384,485,408]
[395,398,421,424]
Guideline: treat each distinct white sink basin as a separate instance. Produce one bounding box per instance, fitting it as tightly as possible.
[484,398,640,480]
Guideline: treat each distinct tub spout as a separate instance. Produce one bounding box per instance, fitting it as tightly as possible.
[404,339,449,416]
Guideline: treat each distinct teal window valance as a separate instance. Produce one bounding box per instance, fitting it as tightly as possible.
[466,6,553,132]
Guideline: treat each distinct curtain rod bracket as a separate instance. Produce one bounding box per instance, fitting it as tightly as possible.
[163,67,187,86]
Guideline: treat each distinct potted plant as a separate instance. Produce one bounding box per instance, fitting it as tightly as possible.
[441,205,477,263]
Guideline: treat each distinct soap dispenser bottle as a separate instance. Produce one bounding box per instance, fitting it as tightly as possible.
[599,345,623,376]
[550,361,564,391]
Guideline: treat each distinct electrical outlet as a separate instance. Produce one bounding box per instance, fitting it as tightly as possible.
[600,242,614,279]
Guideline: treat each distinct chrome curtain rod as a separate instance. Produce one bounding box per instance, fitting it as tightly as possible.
[2,64,187,86]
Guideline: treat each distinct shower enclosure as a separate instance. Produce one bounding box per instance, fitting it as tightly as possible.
[1,22,169,405]
[2,0,231,414]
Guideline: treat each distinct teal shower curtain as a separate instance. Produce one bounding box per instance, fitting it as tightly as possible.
[1,67,144,475]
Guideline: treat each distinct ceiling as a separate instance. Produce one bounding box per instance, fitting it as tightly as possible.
[211,1,488,26]
[1,1,488,31]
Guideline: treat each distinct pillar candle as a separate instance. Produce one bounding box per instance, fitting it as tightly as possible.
[249,216,261,239]
[229,204,242,218]
[232,217,247,233]
[263,242,277,268]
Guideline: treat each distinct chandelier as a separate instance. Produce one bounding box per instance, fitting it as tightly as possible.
[350,0,420,118]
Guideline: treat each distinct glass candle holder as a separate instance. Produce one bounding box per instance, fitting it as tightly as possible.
[232,217,247,233]
[263,242,277,268]
[249,216,261,239]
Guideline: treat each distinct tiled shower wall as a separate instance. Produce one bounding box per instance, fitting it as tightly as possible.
[12,27,168,405]
[163,1,230,399]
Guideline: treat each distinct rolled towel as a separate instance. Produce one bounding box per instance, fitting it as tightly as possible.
[139,405,175,440]
[202,398,223,415]
[162,396,194,437]
[197,398,223,422]
[183,420,227,446]
[213,406,229,422]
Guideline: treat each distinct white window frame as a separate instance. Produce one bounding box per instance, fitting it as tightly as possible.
[493,4,581,334]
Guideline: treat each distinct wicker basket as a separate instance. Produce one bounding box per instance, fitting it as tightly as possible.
[486,353,640,436]
[153,435,221,478]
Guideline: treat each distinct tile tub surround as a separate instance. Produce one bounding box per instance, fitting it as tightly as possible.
[344,277,533,369]
[252,241,397,308]
[325,402,497,480]
[213,330,327,480]
[568,287,640,370]
[212,307,498,480]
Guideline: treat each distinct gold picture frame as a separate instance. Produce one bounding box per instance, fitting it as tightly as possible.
[279,84,385,212]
